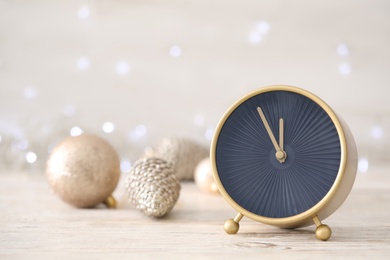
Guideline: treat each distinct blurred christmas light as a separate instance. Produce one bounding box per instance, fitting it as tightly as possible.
[371,125,384,140]
[12,139,29,151]
[70,126,83,136]
[63,105,76,117]
[169,45,182,57]
[128,124,147,142]
[134,124,147,137]
[116,61,131,75]
[120,158,132,173]
[77,57,90,71]
[78,5,90,20]
[248,31,262,44]
[337,43,349,57]
[26,152,37,164]
[338,62,351,75]
[358,157,369,173]
[204,128,214,141]
[102,121,115,133]
[23,86,37,100]
[257,21,270,35]
[193,114,205,127]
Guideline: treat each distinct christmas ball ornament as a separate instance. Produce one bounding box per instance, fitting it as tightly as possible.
[46,134,120,208]
[145,137,209,181]
[194,158,219,195]
[125,157,181,217]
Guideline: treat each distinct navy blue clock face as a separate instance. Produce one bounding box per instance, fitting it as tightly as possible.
[215,90,341,218]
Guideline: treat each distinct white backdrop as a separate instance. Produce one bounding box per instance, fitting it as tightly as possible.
[0,1,389,172]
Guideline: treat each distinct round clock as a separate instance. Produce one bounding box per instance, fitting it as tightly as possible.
[210,85,357,241]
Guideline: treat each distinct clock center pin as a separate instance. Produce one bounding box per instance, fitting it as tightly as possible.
[275,150,287,162]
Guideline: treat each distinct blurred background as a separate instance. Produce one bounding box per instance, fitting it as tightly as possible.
[0,1,389,176]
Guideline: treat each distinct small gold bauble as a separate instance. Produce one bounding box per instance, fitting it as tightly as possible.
[46,134,120,208]
[224,219,239,234]
[194,158,219,195]
[315,224,332,241]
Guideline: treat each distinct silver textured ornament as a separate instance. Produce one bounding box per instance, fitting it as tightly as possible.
[125,157,181,217]
[145,137,209,181]
[46,134,120,208]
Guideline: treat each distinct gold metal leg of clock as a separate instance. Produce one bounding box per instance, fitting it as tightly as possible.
[313,215,332,241]
[224,213,243,234]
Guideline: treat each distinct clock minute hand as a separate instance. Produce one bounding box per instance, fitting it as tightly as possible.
[279,118,284,151]
[279,118,287,163]
[257,107,286,163]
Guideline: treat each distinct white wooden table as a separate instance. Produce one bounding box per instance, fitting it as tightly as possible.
[1,165,389,259]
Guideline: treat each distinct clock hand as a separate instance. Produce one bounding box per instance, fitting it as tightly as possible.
[257,107,286,163]
[278,118,287,163]
[279,118,284,151]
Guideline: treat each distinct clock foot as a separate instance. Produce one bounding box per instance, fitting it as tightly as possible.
[224,213,243,234]
[313,215,332,241]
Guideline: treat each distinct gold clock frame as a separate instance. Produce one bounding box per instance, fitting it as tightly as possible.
[210,85,358,241]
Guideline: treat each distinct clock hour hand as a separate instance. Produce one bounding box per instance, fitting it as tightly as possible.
[257,107,286,163]
[278,118,287,162]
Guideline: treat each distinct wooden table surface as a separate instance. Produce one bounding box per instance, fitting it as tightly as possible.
[1,165,390,259]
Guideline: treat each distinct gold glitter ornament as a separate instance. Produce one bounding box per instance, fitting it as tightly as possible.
[145,137,209,181]
[46,134,120,208]
[194,158,219,195]
[125,157,181,217]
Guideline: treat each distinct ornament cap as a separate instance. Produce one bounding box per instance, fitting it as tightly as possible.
[103,195,117,208]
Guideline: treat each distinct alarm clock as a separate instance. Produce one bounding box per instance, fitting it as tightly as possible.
[210,85,357,241]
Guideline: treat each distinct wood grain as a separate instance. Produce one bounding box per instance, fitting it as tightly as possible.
[0,167,389,259]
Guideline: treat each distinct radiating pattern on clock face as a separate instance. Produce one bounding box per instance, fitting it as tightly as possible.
[215,91,341,218]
